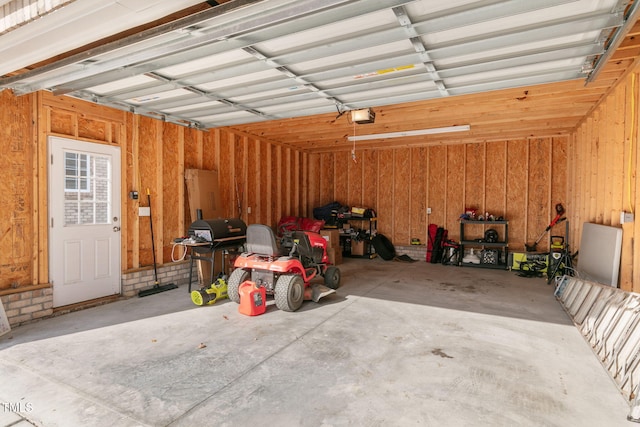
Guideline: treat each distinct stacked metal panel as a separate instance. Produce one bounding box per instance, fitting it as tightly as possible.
[555,276,640,420]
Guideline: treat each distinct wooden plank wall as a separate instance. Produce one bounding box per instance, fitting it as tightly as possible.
[0,90,35,291]
[0,91,307,292]
[569,70,640,292]
[5,75,638,295]
[307,138,568,252]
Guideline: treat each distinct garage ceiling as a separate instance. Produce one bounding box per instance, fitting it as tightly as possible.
[1,0,640,151]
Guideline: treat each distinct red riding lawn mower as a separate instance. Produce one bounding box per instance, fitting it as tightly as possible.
[227,224,341,312]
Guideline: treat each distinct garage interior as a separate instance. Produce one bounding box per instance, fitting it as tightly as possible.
[2,0,640,425]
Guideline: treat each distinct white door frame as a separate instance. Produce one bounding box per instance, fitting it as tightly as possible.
[48,136,121,307]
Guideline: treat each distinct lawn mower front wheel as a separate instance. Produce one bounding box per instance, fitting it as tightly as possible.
[275,274,304,312]
[227,268,249,303]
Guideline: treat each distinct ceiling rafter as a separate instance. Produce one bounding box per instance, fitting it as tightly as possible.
[392,5,449,97]
[143,71,278,123]
[71,89,206,129]
[241,45,350,112]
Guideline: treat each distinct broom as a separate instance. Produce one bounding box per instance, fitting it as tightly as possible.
[138,188,178,297]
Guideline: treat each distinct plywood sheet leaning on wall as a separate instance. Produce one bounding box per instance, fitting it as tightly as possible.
[185,169,222,222]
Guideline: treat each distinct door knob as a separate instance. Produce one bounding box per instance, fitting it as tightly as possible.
[113,226,121,232]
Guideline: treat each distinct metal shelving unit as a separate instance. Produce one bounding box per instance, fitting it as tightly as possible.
[459,220,509,270]
[340,217,377,259]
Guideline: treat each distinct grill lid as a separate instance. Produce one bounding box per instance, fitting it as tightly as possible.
[188,218,247,242]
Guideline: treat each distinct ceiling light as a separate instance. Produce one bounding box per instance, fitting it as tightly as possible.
[347,125,471,141]
[351,108,375,124]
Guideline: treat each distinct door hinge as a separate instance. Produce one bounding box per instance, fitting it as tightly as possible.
[51,154,53,165]
[51,218,54,228]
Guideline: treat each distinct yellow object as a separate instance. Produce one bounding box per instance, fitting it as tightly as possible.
[191,277,228,306]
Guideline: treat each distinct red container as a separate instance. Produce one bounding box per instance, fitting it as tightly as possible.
[239,280,266,316]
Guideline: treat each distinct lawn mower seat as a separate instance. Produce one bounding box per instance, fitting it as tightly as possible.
[246,224,280,257]
[291,231,324,265]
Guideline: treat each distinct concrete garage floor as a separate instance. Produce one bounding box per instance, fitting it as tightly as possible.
[0,258,632,427]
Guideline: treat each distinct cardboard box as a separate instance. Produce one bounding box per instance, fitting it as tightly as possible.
[320,229,341,248]
[351,239,365,256]
[185,169,222,222]
[327,247,342,265]
[509,252,548,272]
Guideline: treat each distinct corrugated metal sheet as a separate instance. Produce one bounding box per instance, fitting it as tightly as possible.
[0,0,637,128]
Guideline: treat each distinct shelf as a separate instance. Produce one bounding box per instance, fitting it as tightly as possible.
[459,220,509,270]
[460,262,508,270]
[460,220,508,225]
[339,216,377,259]
[460,241,507,248]
[346,252,378,259]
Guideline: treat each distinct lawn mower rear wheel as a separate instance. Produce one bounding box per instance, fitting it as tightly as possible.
[275,274,304,312]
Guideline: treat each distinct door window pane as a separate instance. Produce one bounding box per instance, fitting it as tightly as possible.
[63,151,111,226]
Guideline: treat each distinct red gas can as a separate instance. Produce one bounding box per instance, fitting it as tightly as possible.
[239,280,266,316]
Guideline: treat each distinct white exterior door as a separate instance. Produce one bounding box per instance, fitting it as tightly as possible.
[48,137,121,307]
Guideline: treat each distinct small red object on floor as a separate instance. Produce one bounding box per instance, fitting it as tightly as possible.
[239,280,266,316]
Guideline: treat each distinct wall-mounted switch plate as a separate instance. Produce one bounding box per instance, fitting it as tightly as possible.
[427,207,432,214]
[621,211,634,223]
[139,207,151,217]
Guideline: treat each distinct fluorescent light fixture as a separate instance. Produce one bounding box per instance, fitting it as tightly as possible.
[351,108,375,124]
[347,125,471,141]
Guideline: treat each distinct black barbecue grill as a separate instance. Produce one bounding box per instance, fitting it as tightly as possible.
[186,218,247,291]
[188,218,247,244]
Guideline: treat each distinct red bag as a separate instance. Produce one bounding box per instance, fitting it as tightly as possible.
[298,217,325,233]
[277,216,325,236]
[277,216,300,236]
[426,224,438,262]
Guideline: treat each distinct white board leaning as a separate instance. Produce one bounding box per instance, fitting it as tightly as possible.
[0,298,10,337]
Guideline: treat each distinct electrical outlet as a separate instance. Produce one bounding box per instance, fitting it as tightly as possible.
[621,211,634,223]
[247,206,252,214]
[427,207,432,215]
